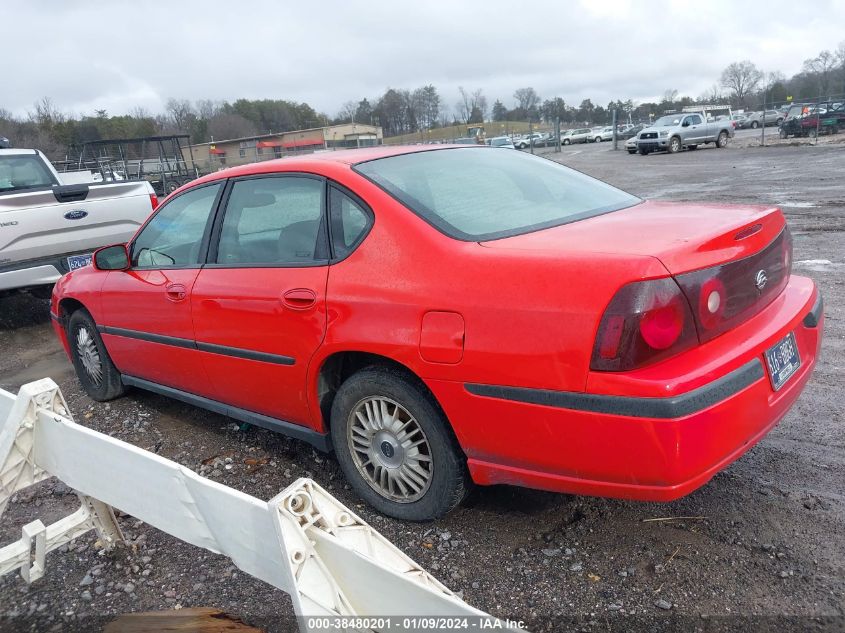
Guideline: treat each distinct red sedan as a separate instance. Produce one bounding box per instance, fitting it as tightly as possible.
[50,146,823,521]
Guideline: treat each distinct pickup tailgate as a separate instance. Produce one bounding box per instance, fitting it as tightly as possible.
[0,181,155,265]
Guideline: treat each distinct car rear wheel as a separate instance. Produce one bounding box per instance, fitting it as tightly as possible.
[67,309,125,402]
[562,139,570,145]
[716,131,729,148]
[808,128,818,139]
[779,128,788,139]
[330,366,469,521]
[668,136,681,153]
[594,136,602,143]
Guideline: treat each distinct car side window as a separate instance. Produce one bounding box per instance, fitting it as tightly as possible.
[689,115,702,125]
[131,183,222,268]
[329,187,372,259]
[216,176,326,266]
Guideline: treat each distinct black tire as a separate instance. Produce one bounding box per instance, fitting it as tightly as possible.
[779,128,788,139]
[688,144,698,150]
[638,148,650,155]
[627,149,637,154]
[594,136,602,143]
[808,128,818,139]
[716,131,729,148]
[330,366,469,521]
[668,136,681,153]
[562,138,570,145]
[751,121,759,129]
[67,309,125,401]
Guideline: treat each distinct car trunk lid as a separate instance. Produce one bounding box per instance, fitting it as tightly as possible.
[479,200,786,275]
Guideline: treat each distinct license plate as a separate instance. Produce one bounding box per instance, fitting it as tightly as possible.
[764,332,800,391]
[67,254,92,271]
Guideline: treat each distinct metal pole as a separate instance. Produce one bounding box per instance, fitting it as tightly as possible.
[761,87,766,147]
[612,109,618,150]
[555,117,561,153]
[529,119,534,154]
[815,95,821,144]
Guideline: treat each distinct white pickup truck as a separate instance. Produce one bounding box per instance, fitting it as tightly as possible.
[0,149,158,295]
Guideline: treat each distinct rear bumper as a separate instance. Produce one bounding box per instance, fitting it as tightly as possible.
[0,265,63,292]
[0,250,92,292]
[428,277,823,501]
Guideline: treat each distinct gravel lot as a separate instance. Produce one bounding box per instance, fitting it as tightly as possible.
[1,139,843,632]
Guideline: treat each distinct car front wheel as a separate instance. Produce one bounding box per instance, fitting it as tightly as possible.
[67,309,125,401]
[330,366,469,521]
[668,136,681,153]
[751,121,759,129]
[716,131,729,148]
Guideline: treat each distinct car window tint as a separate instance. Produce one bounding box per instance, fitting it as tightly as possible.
[217,176,325,265]
[132,183,221,268]
[356,148,639,241]
[330,187,370,258]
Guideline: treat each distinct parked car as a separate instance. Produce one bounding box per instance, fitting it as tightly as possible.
[51,145,822,520]
[561,128,591,144]
[489,136,515,149]
[618,124,645,140]
[744,110,784,129]
[0,137,10,149]
[514,134,544,149]
[637,112,735,154]
[452,137,478,145]
[0,148,158,296]
[625,134,639,154]
[588,127,615,142]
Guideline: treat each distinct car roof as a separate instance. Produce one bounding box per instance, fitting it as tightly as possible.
[181,145,477,188]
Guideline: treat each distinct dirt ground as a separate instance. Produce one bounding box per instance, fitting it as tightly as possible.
[0,140,843,633]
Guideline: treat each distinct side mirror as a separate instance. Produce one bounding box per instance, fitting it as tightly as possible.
[93,244,130,271]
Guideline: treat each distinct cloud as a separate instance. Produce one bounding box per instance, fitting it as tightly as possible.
[3,0,844,119]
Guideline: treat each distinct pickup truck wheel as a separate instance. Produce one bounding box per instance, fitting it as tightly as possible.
[330,366,469,521]
[668,136,681,153]
[716,131,729,148]
[67,310,125,402]
[751,121,759,129]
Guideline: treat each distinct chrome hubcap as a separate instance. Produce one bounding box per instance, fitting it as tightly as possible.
[347,396,433,502]
[76,327,103,386]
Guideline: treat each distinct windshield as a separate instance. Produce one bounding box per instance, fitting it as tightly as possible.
[653,115,682,126]
[0,154,58,193]
[354,148,640,241]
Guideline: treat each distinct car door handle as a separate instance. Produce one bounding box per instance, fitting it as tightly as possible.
[165,283,187,302]
[282,288,317,310]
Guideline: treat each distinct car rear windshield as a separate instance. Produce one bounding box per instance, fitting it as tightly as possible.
[0,154,58,193]
[354,148,640,241]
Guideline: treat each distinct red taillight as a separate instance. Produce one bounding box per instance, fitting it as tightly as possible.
[591,278,697,371]
[150,194,159,210]
[675,227,792,344]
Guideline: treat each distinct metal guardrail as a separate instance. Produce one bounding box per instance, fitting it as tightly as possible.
[0,378,521,631]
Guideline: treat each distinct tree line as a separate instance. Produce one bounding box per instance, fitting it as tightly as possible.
[2,41,843,158]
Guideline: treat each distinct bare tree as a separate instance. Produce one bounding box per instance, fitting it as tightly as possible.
[720,61,763,102]
[803,50,838,95]
[337,100,357,123]
[456,87,487,124]
[207,113,258,141]
[513,87,540,112]
[165,98,195,132]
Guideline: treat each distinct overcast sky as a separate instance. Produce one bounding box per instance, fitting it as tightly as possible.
[5,0,844,119]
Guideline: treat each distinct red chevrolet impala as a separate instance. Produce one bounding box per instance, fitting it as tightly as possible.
[50,146,823,520]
